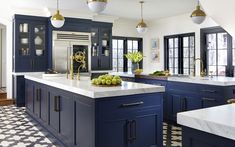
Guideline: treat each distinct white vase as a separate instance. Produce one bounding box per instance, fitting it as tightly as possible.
[35,36,42,45]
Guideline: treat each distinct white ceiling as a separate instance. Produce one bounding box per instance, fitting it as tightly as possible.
[9,0,197,21]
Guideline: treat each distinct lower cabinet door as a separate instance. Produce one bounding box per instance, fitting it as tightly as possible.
[98,119,128,147]
[49,88,74,146]
[25,80,34,112]
[34,84,41,118]
[40,85,48,124]
[59,92,74,146]
[131,108,162,147]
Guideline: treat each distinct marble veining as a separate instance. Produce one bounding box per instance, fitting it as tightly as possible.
[177,104,235,140]
[24,74,165,98]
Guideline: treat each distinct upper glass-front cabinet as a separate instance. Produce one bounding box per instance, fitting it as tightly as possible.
[33,24,46,57]
[100,28,111,57]
[19,23,30,56]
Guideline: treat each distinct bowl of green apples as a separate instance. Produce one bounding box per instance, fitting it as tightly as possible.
[91,74,122,86]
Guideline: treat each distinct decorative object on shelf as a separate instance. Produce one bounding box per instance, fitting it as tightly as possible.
[91,74,122,86]
[22,23,28,32]
[35,36,43,45]
[21,38,28,44]
[87,0,107,13]
[150,38,160,62]
[34,27,39,33]
[191,0,206,24]
[51,0,65,28]
[136,1,148,34]
[102,40,107,46]
[125,51,143,73]
[36,49,43,56]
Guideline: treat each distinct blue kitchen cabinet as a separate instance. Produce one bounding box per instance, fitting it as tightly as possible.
[182,126,235,147]
[39,84,48,124]
[48,87,74,147]
[13,15,48,72]
[91,22,113,70]
[13,75,25,107]
[96,93,163,147]
[25,79,34,112]
[34,83,41,118]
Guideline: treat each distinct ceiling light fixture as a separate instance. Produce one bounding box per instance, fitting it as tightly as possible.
[51,0,65,28]
[136,1,148,34]
[191,0,206,24]
[87,0,107,13]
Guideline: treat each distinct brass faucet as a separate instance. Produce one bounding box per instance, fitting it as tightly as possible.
[74,51,86,80]
[194,58,207,77]
[67,55,74,80]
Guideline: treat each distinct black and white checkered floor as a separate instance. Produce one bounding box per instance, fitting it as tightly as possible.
[0,105,182,147]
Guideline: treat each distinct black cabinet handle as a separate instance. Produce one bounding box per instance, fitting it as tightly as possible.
[54,96,60,112]
[36,89,41,101]
[131,120,137,141]
[121,101,144,107]
[202,97,216,101]
[126,120,132,143]
[201,90,217,93]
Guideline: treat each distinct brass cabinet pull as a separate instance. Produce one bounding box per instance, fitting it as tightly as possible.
[131,120,137,141]
[227,99,235,104]
[202,97,216,101]
[54,96,61,112]
[121,101,144,107]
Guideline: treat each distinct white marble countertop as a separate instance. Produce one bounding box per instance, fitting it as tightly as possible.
[12,72,44,76]
[110,72,235,86]
[177,104,235,140]
[24,74,165,98]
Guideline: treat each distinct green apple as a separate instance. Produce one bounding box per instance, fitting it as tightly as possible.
[112,78,117,85]
[116,79,121,84]
[113,75,120,79]
[96,79,102,85]
[101,79,106,85]
[106,79,112,85]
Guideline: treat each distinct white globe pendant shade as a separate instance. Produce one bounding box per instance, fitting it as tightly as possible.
[87,0,107,13]
[191,16,206,24]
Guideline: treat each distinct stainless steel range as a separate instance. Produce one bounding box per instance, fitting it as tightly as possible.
[52,31,91,73]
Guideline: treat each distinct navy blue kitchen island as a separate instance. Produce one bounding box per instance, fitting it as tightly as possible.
[24,74,165,147]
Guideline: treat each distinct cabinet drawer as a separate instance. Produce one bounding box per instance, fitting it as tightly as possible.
[199,86,224,97]
[96,93,163,119]
[167,81,200,93]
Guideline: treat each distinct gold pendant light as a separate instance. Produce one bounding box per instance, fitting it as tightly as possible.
[191,0,206,24]
[136,1,148,34]
[51,0,65,28]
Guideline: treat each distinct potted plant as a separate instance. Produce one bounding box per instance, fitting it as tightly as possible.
[125,51,143,73]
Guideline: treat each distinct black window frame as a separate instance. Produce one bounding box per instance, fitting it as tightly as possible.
[201,27,234,77]
[164,33,195,75]
[112,36,143,72]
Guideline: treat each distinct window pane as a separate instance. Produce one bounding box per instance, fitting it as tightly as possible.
[218,50,227,66]
[207,34,216,49]
[190,58,195,69]
[190,36,195,47]
[174,38,178,47]
[113,59,117,68]
[133,41,138,49]
[113,49,117,58]
[190,47,194,57]
[174,68,178,74]
[233,49,235,66]
[183,48,189,57]
[184,58,189,68]
[169,68,173,74]
[118,59,123,68]
[233,39,235,48]
[169,39,174,48]
[118,40,123,49]
[218,66,226,76]
[169,49,173,57]
[174,58,178,68]
[174,48,178,57]
[127,40,132,50]
[217,33,227,49]
[112,40,117,49]
[118,68,123,72]
[208,50,216,66]
[169,58,173,67]
[118,49,123,59]
[184,69,189,75]
[183,37,189,47]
